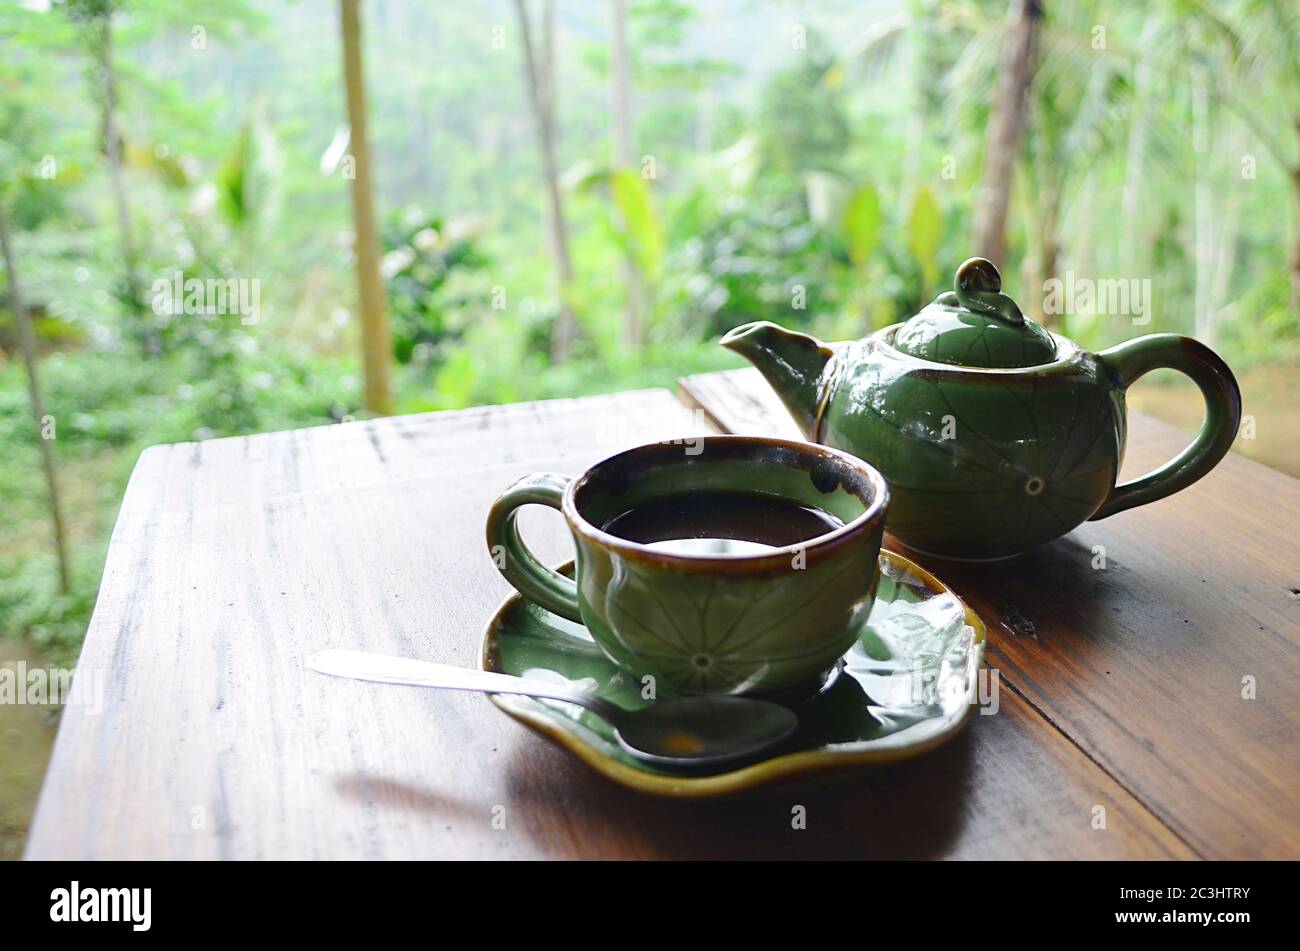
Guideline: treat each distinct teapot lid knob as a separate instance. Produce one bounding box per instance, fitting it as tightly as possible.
[893,255,1057,368]
[938,257,1025,327]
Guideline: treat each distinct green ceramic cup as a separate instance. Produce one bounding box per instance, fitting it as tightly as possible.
[485,436,889,697]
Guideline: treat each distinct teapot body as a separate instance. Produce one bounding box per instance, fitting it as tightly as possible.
[723,259,1241,560]
[818,326,1125,559]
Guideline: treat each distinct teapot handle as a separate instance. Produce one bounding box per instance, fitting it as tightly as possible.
[1091,334,1242,520]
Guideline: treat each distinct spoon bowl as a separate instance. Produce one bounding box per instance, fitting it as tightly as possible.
[612,695,797,767]
[308,649,797,770]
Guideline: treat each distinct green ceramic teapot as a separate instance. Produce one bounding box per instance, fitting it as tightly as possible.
[721,257,1243,560]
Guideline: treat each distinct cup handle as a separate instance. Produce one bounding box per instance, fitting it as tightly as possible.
[1090,334,1242,520]
[485,472,583,622]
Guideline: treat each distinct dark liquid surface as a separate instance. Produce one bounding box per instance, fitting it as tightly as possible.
[601,490,845,556]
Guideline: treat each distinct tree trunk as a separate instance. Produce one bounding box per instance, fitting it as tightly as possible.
[1211,168,1241,322]
[0,204,71,592]
[1120,28,1155,269]
[1291,162,1300,303]
[1074,174,1096,297]
[971,0,1042,269]
[609,0,643,346]
[1291,117,1300,302]
[1202,110,1242,341]
[95,17,148,346]
[1038,187,1059,317]
[1022,168,1061,329]
[340,0,393,414]
[515,0,577,362]
[1192,75,1216,343]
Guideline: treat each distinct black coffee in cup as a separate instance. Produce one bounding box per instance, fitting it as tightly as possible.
[601,489,844,556]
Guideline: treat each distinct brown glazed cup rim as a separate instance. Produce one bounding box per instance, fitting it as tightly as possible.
[560,435,889,572]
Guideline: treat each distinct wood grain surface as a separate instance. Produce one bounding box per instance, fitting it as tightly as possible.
[24,387,1198,859]
[680,368,1300,859]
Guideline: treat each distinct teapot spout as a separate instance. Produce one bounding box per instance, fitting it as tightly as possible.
[720,321,834,439]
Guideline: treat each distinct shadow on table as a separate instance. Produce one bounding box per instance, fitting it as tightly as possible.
[332,772,492,824]
[901,535,1117,647]
[500,727,976,859]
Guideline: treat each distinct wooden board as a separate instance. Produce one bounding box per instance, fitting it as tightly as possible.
[680,368,1300,859]
[24,388,1193,859]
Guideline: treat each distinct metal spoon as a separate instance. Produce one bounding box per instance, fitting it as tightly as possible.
[308,649,798,769]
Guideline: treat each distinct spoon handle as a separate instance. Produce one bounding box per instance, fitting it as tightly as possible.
[307,649,621,721]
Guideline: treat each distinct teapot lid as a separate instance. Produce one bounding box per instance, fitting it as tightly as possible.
[892,258,1057,368]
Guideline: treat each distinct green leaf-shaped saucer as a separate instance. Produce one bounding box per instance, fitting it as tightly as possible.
[480,550,987,797]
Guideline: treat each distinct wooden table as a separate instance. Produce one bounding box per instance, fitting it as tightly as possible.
[25,372,1300,859]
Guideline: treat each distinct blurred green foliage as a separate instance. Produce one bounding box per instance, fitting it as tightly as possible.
[381,207,491,365]
[1,0,1298,664]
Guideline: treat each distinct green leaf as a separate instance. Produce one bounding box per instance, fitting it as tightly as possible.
[560,159,606,193]
[215,102,281,235]
[125,140,190,188]
[841,183,881,266]
[907,185,942,294]
[609,168,663,278]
